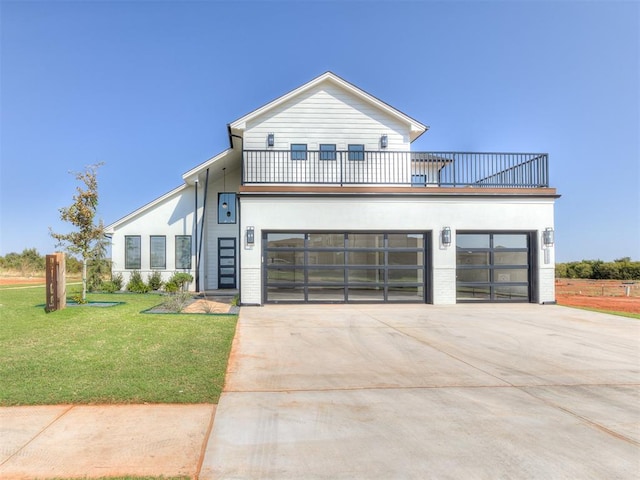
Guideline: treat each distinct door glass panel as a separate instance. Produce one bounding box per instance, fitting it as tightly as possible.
[388,285,423,301]
[388,251,422,266]
[347,286,384,301]
[308,286,345,301]
[494,251,528,265]
[348,251,384,266]
[219,239,235,248]
[220,248,234,257]
[267,286,305,301]
[388,233,423,249]
[267,250,303,266]
[220,257,234,266]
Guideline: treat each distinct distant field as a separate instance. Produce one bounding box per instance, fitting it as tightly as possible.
[556,278,640,315]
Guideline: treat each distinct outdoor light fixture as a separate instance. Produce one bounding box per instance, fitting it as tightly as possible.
[222,168,228,209]
[543,227,554,247]
[441,227,452,247]
[246,226,255,245]
[267,133,275,147]
[380,134,388,148]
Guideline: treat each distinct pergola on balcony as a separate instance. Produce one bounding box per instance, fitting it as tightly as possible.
[242,150,549,188]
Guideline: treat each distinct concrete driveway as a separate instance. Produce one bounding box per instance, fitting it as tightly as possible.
[201,304,640,479]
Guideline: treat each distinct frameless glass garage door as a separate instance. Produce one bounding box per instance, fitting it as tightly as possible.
[264,232,428,303]
[456,233,531,302]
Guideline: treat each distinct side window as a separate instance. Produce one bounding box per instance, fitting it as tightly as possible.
[218,193,237,224]
[348,144,365,161]
[125,235,141,269]
[150,236,166,269]
[319,144,336,161]
[175,235,192,269]
[291,143,307,161]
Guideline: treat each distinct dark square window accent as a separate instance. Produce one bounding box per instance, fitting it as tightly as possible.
[319,144,336,161]
[218,193,237,224]
[348,144,365,161]
[150,236,166,269]
[175,235,192,269]
[125,235,141,270]
[291,144,307,161]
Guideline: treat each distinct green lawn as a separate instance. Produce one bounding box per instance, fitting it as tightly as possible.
[0,286,237,406]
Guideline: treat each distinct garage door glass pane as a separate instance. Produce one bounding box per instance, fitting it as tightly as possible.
[388,286,423,301]
[308,233,344,248]
[457,269,490,283]
[348,286,384,301]
[267,268,304,284]
[389,251,422,265]
[348,233,384,248]
[457,285,491,300]
[494,251,528,265]
[348,269,384,283]
[307,251,345,265]
[388,233,424,249]
[494,285,528,299]
[267,286,304,301]
[348,251,384,266]
[457,234,490,248]
[267,233,305,248]
[308,286,345,301]
[494,269,528,283]
[266,250,304,266]
[308,269,344,283]
[493,234,527,248]
[457,252,490,266]
[388,268,423,283]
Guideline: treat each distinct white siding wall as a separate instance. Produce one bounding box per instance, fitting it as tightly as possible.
[244,83,411,151]
[239,196,556,305]
[110,186,198,289]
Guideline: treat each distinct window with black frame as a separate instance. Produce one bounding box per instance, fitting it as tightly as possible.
[175,235,192,269]
[125,235,141,269]
[150,235,166,269]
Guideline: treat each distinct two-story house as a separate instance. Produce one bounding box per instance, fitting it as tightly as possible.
[105,72,559,305]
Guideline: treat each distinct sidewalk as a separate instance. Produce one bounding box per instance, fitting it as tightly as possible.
[0,404,215,479]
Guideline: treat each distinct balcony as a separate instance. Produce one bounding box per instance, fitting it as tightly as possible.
[242,150,549,188]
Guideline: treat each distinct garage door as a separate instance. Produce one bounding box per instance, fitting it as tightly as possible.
[264,232,430,303]
[456,232,533,302]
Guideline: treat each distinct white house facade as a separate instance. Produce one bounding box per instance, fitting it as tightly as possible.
[105,72,559,305]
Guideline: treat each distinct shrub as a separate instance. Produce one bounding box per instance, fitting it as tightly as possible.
[147,271,163,291]
[100,281,119,293]
[163,291,193,313]
[126,270,150,293]
[111,273,124,291]
[164,272,194,293]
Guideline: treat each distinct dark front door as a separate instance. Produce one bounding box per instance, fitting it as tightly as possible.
[218,237,236,289]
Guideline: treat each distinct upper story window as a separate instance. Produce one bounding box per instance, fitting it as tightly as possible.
[319,144,336,161]
[348,144,365,161]
[291,144,307,161]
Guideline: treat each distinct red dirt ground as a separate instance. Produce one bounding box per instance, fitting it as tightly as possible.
[0,276,45,286]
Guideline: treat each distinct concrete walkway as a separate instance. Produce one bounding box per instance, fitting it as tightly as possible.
[0,404,215,479]
[200,304,640,479]
[1,304,638,479]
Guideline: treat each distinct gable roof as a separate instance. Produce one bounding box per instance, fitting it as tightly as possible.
[228,71,428,143]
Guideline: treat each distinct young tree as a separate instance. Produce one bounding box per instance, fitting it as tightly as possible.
[50,163,105,302]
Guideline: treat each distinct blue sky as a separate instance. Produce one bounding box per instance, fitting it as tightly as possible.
[1,0,638,262]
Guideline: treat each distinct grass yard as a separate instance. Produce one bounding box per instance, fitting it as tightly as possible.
[0,286,237,406]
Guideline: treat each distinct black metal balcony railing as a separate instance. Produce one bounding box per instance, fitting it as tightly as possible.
[242,150,549,188]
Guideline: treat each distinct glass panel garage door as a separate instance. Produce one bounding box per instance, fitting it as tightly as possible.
[456,233,531,302]
[264,232,427,303]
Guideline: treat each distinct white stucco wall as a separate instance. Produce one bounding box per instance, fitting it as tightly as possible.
[108,186,198,288]
[239,195,556,305]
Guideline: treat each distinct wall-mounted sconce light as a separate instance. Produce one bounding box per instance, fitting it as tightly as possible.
[267,133,275,147]
[441,226,452,247]
[380,134,388,149]
[246,226,255,245]
[543,227,554,247]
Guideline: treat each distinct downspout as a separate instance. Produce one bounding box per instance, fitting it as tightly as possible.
[194,179,199,291]
[197,168,210,290]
